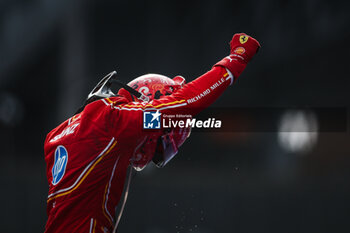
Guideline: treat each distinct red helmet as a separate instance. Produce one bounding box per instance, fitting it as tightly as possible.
[118,74,185,102]
[118,74,191,170]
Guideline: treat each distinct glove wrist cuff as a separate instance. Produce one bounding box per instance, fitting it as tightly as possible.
[214,58,247,80]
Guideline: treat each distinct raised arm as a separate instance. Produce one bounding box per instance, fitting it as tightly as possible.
[119,33,261,116]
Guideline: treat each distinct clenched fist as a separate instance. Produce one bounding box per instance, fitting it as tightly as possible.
[215,33,261,82]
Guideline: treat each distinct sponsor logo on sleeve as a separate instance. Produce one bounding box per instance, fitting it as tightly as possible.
[52,145,68,185]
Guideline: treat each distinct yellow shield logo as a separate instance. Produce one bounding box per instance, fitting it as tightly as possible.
[239,35,248,44]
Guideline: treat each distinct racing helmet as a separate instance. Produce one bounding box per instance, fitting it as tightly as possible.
[117,73,191,170]
[117,74,185,102]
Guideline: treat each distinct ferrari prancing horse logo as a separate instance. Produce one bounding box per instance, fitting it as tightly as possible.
[239,35,248,44]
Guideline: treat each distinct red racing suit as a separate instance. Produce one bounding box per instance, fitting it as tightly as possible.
[44,32,261,231]
[44,66,235,232]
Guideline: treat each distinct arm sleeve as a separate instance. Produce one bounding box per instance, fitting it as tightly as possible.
[119,66,233,116]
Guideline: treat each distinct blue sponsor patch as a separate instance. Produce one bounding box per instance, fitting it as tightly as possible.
[143,110,161,129]
[52,145,68,185]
